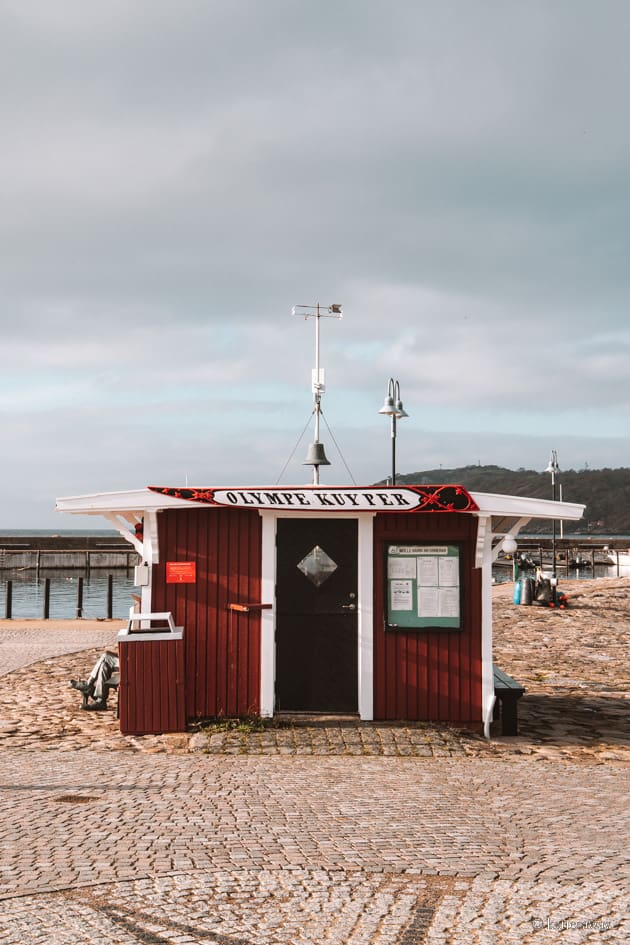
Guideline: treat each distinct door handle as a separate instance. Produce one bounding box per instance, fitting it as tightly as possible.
[341,603,356,610]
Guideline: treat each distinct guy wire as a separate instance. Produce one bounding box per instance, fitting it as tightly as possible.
[320,409,357,485]
[275,410,315,485]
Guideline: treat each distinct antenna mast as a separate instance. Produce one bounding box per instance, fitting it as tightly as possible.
[291,302,343,484]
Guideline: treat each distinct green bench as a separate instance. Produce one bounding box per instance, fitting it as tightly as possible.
[493,664,525,735]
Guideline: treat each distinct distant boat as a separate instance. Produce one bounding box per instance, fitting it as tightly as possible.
[571,554,591,568]
[603,550,630,566]
[516,554,536,571]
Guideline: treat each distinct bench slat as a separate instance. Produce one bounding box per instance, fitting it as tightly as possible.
[493,663,525,692]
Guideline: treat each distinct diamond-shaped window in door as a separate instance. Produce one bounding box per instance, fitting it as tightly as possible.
[297,545,338,587]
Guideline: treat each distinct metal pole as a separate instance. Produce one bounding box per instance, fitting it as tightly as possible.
[391,411,397,485]
[107,574,113,619]
[5,581,12,619]
[313,305,321,485]
[314,304,320,445]
[551,473,557,604]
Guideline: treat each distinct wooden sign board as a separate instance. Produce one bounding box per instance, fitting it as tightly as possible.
[166,561,197,584]
[149,484,479,514]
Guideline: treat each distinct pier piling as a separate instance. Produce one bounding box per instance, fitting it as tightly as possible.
[43,578,51,619]
[5,581,12,619]
[76,576,84,618]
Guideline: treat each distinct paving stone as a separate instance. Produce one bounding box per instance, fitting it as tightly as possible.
[0,582,628,943]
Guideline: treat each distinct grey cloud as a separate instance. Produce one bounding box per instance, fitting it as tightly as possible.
[1,1,629,526]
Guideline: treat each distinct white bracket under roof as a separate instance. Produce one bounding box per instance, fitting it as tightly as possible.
[103,509,160,564]
[491,517,531,562]
[475,514,531,569]
[104,512,143,555]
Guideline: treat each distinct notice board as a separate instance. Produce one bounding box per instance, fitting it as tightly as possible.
[386,544,461,630]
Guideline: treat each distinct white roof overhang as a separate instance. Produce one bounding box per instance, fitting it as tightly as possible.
[55,489,209,561]
[470,491,585,569]
[56,486,585,568]
[56,487,586,522]
[470,491,584,522]
[55,489,209,515]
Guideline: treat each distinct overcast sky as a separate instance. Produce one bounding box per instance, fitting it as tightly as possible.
[1,0,629,528]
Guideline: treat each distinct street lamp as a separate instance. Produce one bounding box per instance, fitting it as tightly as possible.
[378,378,409,485]
[544,449,560,604]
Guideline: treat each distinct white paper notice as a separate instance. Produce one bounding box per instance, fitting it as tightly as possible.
[417,556,439,586]
[418,587,439,617]
[388,557,417,579]
[439,587,460,618]
[438,556,459,586]
[391,580,413,611]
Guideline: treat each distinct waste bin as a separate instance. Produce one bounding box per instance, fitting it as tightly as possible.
[520,575,534,605]
[117,612,185,734]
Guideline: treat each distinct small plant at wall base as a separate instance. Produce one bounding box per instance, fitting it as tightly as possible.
[195,715,293,735]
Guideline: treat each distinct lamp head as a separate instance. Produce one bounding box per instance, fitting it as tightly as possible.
[379,394,396,416]
[544,449,560,475]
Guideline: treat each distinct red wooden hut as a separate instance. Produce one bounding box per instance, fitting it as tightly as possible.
[56,482,583,736]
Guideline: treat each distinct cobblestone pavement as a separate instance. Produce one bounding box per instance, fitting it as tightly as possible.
[0,620,119,676]
[0,751,627,943]
[0,585,628,943]
[1,581,628,763]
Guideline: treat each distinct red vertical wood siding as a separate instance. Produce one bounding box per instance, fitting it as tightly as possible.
[151,507,262,720]
[118,638,185,734]
[373,512,482,724]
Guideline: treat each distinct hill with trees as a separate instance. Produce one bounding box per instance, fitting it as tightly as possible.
[393,465,630,535]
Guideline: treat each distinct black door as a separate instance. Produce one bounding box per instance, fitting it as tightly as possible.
[276,518,358,712]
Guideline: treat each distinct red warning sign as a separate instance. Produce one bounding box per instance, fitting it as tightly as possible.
[166,561,197,584]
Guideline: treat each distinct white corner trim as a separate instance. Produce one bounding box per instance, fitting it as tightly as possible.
[483,693,496,740]
[357,514,375,720]
[143,510,160,565]
[474,515,489,570]
[480,516,495,737]
[260,513,277,717]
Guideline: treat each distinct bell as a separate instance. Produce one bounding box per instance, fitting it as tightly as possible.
[303,441,331,466]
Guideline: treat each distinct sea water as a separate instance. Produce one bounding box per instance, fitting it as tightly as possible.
[1,531,628,616]
[0,569,138,620]
[0,530,137,619]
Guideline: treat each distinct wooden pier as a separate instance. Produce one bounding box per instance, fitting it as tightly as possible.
[497,536,630,577]
[0,535,139,571]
